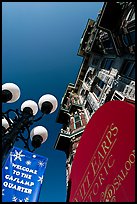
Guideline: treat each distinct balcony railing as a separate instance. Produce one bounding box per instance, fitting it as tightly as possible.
[59,126,85,137]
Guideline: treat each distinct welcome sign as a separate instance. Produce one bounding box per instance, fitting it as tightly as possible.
[69,101,135,202]
[2,146,48,202]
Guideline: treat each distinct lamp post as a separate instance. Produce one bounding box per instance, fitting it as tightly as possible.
[2,82,58,165]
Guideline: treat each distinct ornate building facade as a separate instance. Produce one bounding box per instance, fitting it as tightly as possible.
[54,2,135,188]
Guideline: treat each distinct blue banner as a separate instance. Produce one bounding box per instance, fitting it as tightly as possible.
[2,146,48,202]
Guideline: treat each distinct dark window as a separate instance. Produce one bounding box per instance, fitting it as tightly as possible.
[105,59,113,70]
[102,39,113,49]
[85,102,93,115]
[85,70,93,84]
[92,57,100,66]
[74,113,82,129]
[74,115,79,122]
[98,80,105,89]
[93,86,101,97]
[90,77,105,98]
[85,90,89,99]
[73,96,79,104]
[112,92,124,100]
[81,89,85,97]
[121,60,135,80]
[122,34,129,46]
[85,76,90,85]
[122,31,135,46]
[129,31,135,45]
[129,64,135,79]
[101,58,114,70]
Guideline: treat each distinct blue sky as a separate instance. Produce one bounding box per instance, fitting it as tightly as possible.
[2,2,103,202]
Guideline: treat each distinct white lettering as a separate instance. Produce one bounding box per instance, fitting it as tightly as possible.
[12,163,38,174]
[3,181,32,194]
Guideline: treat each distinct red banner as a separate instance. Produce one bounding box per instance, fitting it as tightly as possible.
[69,101,135,202]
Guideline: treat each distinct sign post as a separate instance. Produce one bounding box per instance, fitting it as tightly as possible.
[68,101,135,202]
[2,146,48,202]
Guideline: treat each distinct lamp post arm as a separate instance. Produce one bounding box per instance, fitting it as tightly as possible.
[33,113,45,122]
[2,109,20,126]
[17,131,35,152]
[2,112,33,162]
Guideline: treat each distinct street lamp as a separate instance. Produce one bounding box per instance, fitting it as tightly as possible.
[2,82,58,165]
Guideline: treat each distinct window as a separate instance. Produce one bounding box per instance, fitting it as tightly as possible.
[129,31,135,45]
[91,77,105,99]
[102,39,113,49]
[85,90,89,99]
[85,75,91,85]
[74,112,82,129]
[85,101,93,116]
[105,59,113,70]
[98,80,105,89]
[85,70,93,85]
[92,56,100,66]
[121,60,135,80]
[122,31,135,47]
[73,96,79,104]
[81,89,88,101]
[122,34,129,46]
[93,86,101,97]
[101,58,114,70]
[81,89,85,98]
[111,91,124,101]
[129,64,135,79]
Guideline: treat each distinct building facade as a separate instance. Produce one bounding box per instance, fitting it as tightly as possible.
[54,2,135,189]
